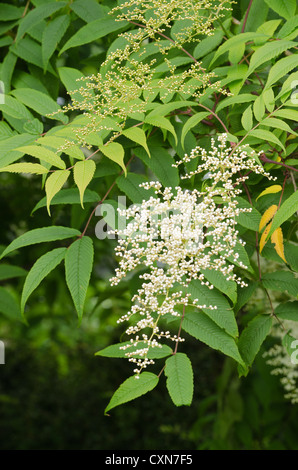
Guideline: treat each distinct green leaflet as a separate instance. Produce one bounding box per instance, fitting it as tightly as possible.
[234,282,258,314]
[16,2,67,42]
[0,163,49,175]
[264,54,298,91]
[42,15,70,72]
[238,315,272,373]
[144,115,178,145]
[235,197,261,232]
[10,88,68,124]
[0,3,23,21]
[99,142,126,175]
[0,226,81,260]
[253,95,265,122]
[0,287,22,322]
[273,109,298,122]
[95,342,173,359]
[246,40,297,78]
[105,372,159,414]
[247,130,285,153]
[65,236,94,320]
[45,170,70,216]
[267,191,298,238]
[59,17,127,54]
[216,94,256,113]
[210,32,268,66]
[199,269,237,305]
[275,301,298,322]
[10,37,56,76]
[70,0,109,23]
[193,29,224,59]
[282,332,298,360]
[21,247,67,314]
[31,188,100,214]
[58,67,87,102]
[277,16,298,38]
[0,133,39,168]
[122,127,150,158]
[16,145,66,169]
[264,0,297,20]
[134,147,179,189]
[116,173,155,204]
[262,271,298,298]
[73,160,96,208]
[181,112,209,148]
[260,117,296,135]
[0,95,33,121]
[164,353,194,407]
[182,311,245,367]
[241,105,253,132]
[0,264,27,281]
[188,280,238,337]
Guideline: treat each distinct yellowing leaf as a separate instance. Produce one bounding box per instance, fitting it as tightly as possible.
[256,185,282,201]
[271,227,287,263]
[259,222,272,253]
[259,204,278,232]
[45,170,70,216]
[73,159,96,208]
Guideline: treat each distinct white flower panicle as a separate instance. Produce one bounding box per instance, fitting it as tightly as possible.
[110,134,274,374]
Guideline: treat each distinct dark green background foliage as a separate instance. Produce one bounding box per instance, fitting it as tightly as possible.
[0,0,298,449]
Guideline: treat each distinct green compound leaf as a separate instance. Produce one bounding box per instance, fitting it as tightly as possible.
[182,311,245,367]
[65,236,94,320]
[164,353,194,407]
[21,247,67,314]
[0,226,80,260]
[45,170,70,215]
[73,159,96,208]
[238,315,272,370]
[105,372,159,414]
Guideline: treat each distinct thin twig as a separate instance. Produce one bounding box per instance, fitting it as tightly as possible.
[241,0,254,33]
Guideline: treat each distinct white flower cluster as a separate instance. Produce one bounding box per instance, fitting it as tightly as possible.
[110,134,273,374]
